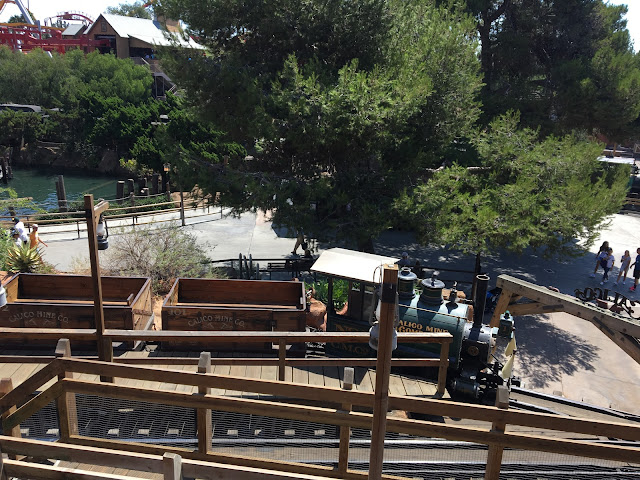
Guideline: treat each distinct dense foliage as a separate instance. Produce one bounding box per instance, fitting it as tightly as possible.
[157,0,482,250]
[447,0,640,141]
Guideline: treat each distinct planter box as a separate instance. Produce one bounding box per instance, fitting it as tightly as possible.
[161,278,307,351]
[0,273,153,348]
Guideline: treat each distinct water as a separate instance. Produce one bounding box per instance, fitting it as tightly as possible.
[5,168,119,211]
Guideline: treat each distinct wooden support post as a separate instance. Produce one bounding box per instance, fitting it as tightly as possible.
[116,181,125,204]
[55,339,78,441]
[338,367,354,475]
[56,175,68,212]
[0,378,21,440]
[0,453,6,480]
[278,339,287,381]
[490,290,515,328]
[197,352,212,454]
[84,194,113,382]
[484,385,510,480]
[127,178,135,196]
[163,452,183,480]
[437,340,450,396]
[369,264,399,480]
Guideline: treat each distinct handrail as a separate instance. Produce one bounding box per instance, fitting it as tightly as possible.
[1,356,639,480]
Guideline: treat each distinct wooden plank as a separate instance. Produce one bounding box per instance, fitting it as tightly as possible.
[57,378,640,463]
[64,435,405,480]
[400,376,424,397]
[2,460,143,480]
[0,360,61,411]
[292,366,309,386]
[4,381,64,432]
[52,359,640,443]
[226,355,247,397]
[104,330,452,343]
[496,275,640,338]
[322,366,341,390]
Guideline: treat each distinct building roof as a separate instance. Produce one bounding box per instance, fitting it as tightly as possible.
[62,24,87,37]
[97,14,203,49]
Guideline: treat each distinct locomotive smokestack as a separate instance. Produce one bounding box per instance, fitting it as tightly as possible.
[473,274,490,327]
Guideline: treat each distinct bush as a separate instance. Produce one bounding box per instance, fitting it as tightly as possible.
[103,223,223,294]
[6,243,44,273]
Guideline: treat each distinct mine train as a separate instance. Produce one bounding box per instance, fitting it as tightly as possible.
[311,248,519,400]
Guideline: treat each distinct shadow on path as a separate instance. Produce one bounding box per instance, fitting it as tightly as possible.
[515,314,600,389]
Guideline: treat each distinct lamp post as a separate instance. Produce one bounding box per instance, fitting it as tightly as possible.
[84,194,112,381]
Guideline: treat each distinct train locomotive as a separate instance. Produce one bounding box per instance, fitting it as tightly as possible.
[310,248,519,401]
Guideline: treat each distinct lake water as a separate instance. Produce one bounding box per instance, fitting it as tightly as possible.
[6,168,119,211]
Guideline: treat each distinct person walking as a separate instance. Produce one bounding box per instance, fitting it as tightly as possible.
[614,250,631,286]
[590,241,609,277]
[12,217,28,245]
[600,248,614,285]
[629,247,640,292]
[29,224,48,249]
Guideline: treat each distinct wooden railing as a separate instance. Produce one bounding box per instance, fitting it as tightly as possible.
[0,345,638,480]
[0,331,453,394]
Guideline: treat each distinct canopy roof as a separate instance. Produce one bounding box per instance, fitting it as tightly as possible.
[311,248,399,284]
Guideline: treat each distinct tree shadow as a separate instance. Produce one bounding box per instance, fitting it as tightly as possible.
[514,314,600,389]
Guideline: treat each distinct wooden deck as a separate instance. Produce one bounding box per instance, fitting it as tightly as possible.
[0,348,443,399]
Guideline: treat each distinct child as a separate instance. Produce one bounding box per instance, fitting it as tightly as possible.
[600,248,614,285]
[630,247,640,292]
[614,250,631,286]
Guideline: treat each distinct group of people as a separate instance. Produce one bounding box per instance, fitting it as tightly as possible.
[9,217,47,250]
[590,240,640,292]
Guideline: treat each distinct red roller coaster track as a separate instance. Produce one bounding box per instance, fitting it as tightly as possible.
[0,23,108,54]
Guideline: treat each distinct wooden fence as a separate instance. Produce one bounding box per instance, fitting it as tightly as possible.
[0,344,638,480]
[0,331,452,393]
[0,194,224,237]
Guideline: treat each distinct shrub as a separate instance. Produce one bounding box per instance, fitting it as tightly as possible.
[6,243,44,273]
[103,223,223,294]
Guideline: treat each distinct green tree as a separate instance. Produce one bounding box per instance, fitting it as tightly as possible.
[157,0,482,250]
[448,0,640,139]
[106,1,153,19]
[395,112,629,258]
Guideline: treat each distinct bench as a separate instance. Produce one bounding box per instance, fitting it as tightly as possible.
[266,258,315,279]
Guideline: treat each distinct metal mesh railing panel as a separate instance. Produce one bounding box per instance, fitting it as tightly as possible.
[76,394,196,447]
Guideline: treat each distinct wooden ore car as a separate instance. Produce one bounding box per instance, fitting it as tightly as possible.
[161,278,307,351]
[0,273,153,348]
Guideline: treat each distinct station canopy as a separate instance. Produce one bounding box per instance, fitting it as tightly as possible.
[311,248,399,284]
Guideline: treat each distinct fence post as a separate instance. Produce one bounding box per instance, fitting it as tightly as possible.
[179,190,185,226]
[238,254,243,279]
[437,340,450,396]
[278,339,286,381]
[55,339,78,441]
[485,385,510,480]
[338,367,354,475]
[197,352,212,454]
[163,453,183,480]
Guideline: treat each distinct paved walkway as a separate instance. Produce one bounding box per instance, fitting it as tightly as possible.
[35,207,640,414]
